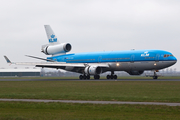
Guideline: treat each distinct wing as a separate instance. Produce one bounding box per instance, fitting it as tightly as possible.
[4,56,109,72]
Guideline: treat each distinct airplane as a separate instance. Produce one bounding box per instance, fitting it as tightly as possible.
[4,25,177,79]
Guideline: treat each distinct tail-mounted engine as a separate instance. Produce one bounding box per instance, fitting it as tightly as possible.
[42,43,71,55]
[84,66,102,75]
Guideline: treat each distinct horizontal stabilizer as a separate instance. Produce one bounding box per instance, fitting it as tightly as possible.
[25,55,55,62]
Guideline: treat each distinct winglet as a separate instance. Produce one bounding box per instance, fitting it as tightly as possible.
[4,56,12,63]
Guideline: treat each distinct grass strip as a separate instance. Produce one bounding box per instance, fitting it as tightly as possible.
[0,81,180,102]
[0,101,180,120]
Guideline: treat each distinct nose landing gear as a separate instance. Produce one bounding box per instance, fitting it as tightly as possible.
[153,71,158,79]
[145,71,159,79]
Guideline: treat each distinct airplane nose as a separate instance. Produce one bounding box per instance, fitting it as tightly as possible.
[174,56,177,62]
[172,57,177,65]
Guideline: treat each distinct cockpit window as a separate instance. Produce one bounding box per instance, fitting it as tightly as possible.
[164,54,173,58]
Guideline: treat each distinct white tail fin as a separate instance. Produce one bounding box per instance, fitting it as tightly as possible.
[44,25,59,44]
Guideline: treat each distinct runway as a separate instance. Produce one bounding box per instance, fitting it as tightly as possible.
[0,98,180,106]
[1,78,180,81]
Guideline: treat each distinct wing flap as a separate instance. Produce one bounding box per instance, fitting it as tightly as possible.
[15,62,109,68]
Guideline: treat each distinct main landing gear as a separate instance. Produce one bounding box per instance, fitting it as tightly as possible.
[79,75,100,80]
[94,75,100,79]
[79,72,118,80]
[106,71,117,79]
[79,75,90,80]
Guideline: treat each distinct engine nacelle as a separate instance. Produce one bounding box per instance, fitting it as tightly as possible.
[84,66,102,75]
[127,71,144,75]
[42,43,71,55]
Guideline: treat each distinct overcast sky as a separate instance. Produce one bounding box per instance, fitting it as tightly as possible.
[0,0,180,70]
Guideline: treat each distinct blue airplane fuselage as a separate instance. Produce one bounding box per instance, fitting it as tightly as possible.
[48,49,177,63]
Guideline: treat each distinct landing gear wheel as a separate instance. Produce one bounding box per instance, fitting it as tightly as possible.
[153,76,158,79]
[79,75,83,80]
[83,75,87,79]
[86,75,90,79]
[106,75,110,79]
[94,75,100,79]
[79,75,90,80]
[106,74,117,79]
[113,75,117,79]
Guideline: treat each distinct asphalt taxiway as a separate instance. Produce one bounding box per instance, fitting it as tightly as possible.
[0,78,180,81]
[0,98,180,106]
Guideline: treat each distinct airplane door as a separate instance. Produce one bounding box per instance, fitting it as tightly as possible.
[61,57,65,62]
[155,54,159,62]
[129,55,135,70]
[98,56,102,63]
[131,55,135,63]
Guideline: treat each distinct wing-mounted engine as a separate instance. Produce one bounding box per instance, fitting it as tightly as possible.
[42,43,72,56]
[84,66,102,75]
[127,70,144,75]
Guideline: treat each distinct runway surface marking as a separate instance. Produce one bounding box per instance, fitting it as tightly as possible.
[0,99,180,106]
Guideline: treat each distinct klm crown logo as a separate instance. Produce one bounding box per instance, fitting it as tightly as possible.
[141,51,149,57]
[49,34,57,43]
